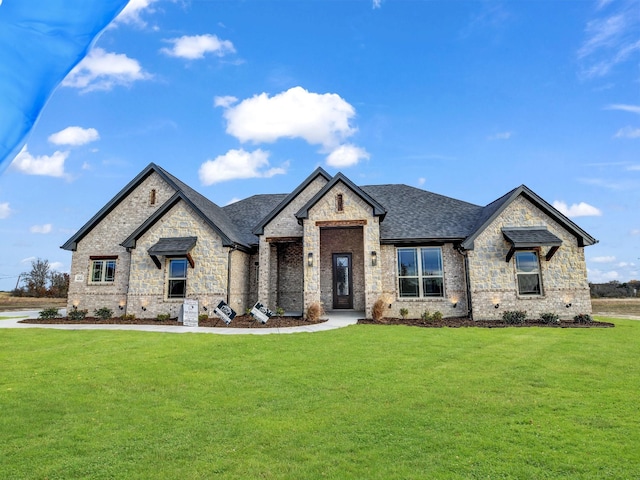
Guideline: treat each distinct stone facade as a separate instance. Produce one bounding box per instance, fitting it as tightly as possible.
[467,196,591,320]
[259,175,328,310]
[303,182,382,315]
[67,172,176,314]
[127,201,229,318]
[380,243,468,319]
[64,165,594,323]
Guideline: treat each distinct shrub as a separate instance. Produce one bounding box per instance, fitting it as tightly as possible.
[574,313,593,324]
[503,310,527,325]
[94,307,113,321]
[541,312,560,324]
[372,298,387,321]
[156,313,171,321]
[198,313,208,322]
[275,306,285,316]
[120,314,136,321]
[432,311,443,321]
[421,311,432,322]
[399,308,409,320]
[306,302,324,322]
[38,307,59,319]
[68,308,88,321]
[245,307,252,315]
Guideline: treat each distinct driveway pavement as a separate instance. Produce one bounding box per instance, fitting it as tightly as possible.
[0,309,361,335]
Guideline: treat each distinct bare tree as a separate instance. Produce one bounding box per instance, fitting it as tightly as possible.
[22,258,50,297]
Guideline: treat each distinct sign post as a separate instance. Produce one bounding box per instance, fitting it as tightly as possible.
[181,298,199,327]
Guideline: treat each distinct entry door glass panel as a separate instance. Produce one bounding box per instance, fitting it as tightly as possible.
[333,253,353,309]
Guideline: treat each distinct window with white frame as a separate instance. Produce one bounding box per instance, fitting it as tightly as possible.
[90,259,116,283]
[167,258,187,298]
[397,247,444,297]
[515,251,542,295]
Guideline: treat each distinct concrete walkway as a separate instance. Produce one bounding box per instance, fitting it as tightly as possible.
[0,309,362,335]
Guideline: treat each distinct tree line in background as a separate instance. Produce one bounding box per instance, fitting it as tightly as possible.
[12,258,69,298]
[590,280,640,298]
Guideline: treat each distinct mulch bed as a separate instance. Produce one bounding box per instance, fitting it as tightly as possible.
[358,317,615,328]
[20,314,325,329]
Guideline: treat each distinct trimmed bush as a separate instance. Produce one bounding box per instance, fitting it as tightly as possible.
[198,313,208,322]
[399,308,409,320]
[156,313,171,321]
[432,311,443,321]
[275,306,285,316]
[372,299,387,321]
[574,313,593,324]
[541,312,560,324]
[421,311,432,322]
[94,307,113,321]
[38,307,59,320]
[120,314,136,321]
[503,310,527,325]
[68,309,88,321]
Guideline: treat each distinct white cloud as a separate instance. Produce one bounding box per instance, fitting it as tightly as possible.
[578,3,640,78]
[326,144,370,168]
[225,197,242,206]
[30,224,53,234]
[10,146,67,177]
[617,262,635,268]
[218,86,357,149]
[372,0,383,8]
[214,96,238,108]
[21,257,37,264]
[591,256,616,263]
[49,261,65,272]
[48,126,99,146]
[553,200,602,217]
[161,34,235,59]
[113,0,160,27]
[199,149,287,185]
[62,48,151,93]
[418,178,426,186]
[0,202,11,219]
[606,104,640,115]
[488,131,512,140]
[614,126,640,139]
[587,268,620,283]
[631,229,640,236]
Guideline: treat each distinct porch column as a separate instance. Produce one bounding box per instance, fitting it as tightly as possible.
[303,219,321,313]
[257,236,272,308]
[363,216,383,316]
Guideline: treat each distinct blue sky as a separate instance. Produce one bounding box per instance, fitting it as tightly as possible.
[0,0,639,291]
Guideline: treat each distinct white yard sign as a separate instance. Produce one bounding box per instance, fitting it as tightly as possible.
[181,299,199,327]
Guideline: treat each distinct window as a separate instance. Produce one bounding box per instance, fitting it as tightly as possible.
[91,259,116,283]
[167,258,187,298]
[397,247,444,297]
[515,251,542,295]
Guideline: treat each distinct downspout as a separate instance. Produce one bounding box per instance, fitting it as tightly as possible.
[124,247,133,317]
[459,247,473,320]
[227,245,237,305]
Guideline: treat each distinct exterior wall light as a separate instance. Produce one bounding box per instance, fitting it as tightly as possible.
[118,305,124,310]
[203,305,208,311]
[566,303,572,308]
[371,251,377,266]
[308,252,313,267]
[452,302,458,309]
[494,303,500,309]
[141,306,147,311]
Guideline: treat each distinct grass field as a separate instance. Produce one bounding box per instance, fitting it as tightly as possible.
[591,297,640,317]
[0,292,66,311]
[1,318,638,479]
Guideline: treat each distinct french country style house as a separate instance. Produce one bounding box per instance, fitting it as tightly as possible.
[62,163,596,320]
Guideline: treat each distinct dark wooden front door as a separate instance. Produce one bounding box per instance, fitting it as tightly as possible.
[332,253,353,309]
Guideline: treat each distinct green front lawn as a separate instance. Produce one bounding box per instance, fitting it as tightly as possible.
[1,318,638,479]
